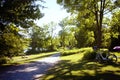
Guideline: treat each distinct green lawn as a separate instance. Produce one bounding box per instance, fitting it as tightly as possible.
[2,52,57,66]
[42,48,120,80]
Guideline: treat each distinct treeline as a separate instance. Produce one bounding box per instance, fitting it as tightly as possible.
[0,0,120,60]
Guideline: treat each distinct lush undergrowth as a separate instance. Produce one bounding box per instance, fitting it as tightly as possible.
[42,47,120,80]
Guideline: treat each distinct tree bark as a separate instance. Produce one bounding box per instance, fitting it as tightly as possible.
[93,0,106,48]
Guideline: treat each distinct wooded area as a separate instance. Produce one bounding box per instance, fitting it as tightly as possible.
[0,0,120,63]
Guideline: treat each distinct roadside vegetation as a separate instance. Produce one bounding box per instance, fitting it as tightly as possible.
[0,52,57,66]
[42,48,120,80]
[0,0,120,79]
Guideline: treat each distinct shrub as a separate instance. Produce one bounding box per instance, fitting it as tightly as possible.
[82,48,109,61]
[82,51,97,60]
[0,57,10,64]
[81,47,96,60]
[61,49,80,56]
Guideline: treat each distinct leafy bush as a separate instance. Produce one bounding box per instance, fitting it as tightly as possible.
[82,51,97,60]
[82,48,109,61]
[79,47,93,53]
[61,49,80,56]
[81,47,96,60]
[0,57,10,64]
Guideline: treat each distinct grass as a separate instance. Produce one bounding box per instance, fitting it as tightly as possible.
[1,52,58,66]
[42,48,120,80]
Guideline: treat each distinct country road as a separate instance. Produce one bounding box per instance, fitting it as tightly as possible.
[0,53,60,80]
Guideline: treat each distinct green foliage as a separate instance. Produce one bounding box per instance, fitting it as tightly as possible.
[75,27,94,48]
[61,49,80,56]
[0,57,10,64]
[82,51,96,60]
[0,0,44,29]
[82,48,109,60]
[42,49,120,80]
[28,22,59,53]
[61,47,94,59]
[81,47,96,60]
[101,28,111,48]
[109,11,120,50]
[57,0,119,48]
[0,24,28,57]
[58,17,77,48]
[111,11,120,35]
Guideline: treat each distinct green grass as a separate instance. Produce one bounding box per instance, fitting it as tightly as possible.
[42,48,120,80]
[1,52,57,66]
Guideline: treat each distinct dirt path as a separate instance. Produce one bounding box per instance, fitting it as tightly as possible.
[0,53,60,80]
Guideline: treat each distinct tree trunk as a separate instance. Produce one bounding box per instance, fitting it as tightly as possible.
[94,0,105,48]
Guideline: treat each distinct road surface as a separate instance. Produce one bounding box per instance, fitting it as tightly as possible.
[0,53,60,80]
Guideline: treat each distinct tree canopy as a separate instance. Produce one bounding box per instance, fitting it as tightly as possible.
[57,0,120,48]
[0,0,44,31]
[0,0,44,58]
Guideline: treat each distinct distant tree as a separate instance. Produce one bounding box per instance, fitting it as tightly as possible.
[28,24,47,53]
[58,18,70,48]
[58,17,77,49]
[46,22,58,50]
[28,22,59,53]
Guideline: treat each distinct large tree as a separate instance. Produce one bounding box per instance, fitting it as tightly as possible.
[0,0,44,31]
[0,23,29,58]
[57,0,119,48]
[0,0,44,57]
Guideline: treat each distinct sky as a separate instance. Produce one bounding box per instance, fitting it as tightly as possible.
[35,0,70,26]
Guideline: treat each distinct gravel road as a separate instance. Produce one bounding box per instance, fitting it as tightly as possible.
[0,53,60,80]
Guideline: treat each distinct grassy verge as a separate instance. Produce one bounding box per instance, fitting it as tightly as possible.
[1,52,58,66]
[42,48,120,80]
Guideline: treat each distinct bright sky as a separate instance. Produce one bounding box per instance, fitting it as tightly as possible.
[35,0,70,26]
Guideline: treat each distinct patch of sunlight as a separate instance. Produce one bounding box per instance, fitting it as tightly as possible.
[100,65,120,75]
[71,71,84,76]
[44,75,55,80]
[82,70,95,75]
[10,52,57,65]
[72,70,95,76]
[101,65,120,72]
[17,66,38,72]
[37,56,60,63]
[33,74,44,79]
[7,66,38,74]
[61,53,84,62]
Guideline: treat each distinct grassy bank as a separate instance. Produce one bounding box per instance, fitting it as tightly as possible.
[42,47,120,80]
[1,52,58,66]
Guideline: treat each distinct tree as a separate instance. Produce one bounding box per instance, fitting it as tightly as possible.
[28,24,47,53]
[58,18,70,48]
[57,0,119,48]
[0,23,29,58]
[28,22,59,53]
[109,10,120,50]
[111,11,120,36]
[58,17,77,49]
[46,22,57,50]
[75,26,94,48]
[0,0,44,56]
[0,0,44,32]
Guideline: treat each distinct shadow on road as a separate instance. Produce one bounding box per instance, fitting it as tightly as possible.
[0,53,60,80]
